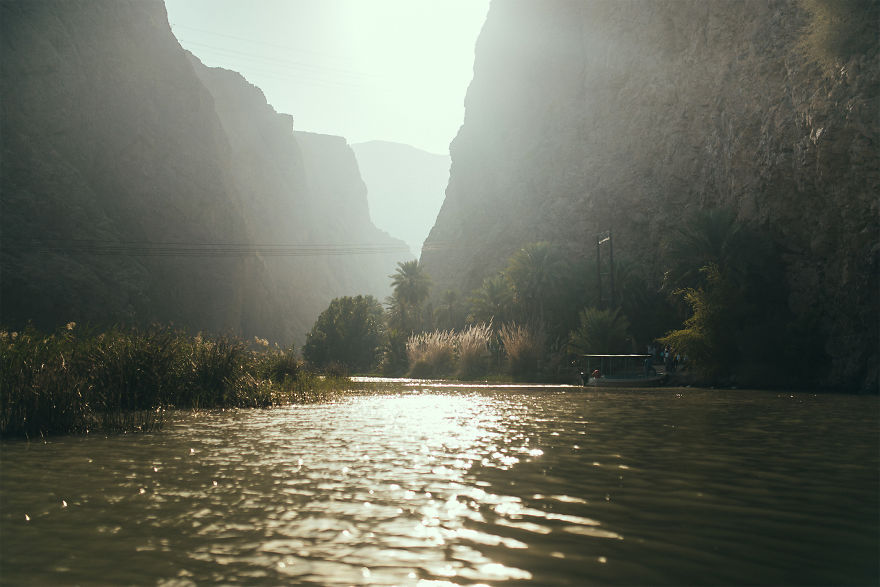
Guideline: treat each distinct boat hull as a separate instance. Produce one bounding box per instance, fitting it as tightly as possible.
[585,375,667,388]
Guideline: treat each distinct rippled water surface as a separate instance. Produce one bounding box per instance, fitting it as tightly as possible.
[2,383,878,585]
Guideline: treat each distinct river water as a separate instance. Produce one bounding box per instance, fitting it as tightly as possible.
[1,382,877,586]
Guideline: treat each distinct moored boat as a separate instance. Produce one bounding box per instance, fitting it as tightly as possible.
[580,354,667,387]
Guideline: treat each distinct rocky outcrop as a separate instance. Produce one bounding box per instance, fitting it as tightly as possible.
[293,130,412,306]
[352,141,450,256]
[1,0,408,344]
[421,0,879,389]
[188,60,409,341]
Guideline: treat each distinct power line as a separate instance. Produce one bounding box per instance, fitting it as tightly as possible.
[170,23,356,68]
[3,239,416,257]
[178,39,372,89]
[179,39,372,79]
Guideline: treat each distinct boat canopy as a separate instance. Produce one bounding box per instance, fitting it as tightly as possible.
[582,354,651,358]
[581,354,656,380]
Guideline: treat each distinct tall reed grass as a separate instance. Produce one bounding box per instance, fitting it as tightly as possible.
[456,322,493,380]
[499,322,545,380]
[0,324,347,438]
[405,322,494,380]
[406,330,456,378]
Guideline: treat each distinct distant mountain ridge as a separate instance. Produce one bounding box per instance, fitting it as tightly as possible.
[0,0,409,343]
[352,141,450,256]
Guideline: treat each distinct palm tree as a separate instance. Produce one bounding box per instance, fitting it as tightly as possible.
[434,289,463,331]
[390,260,431,308]
[505,242,566,324]
[663,207,762,291]
[660,208,789,383]
[468,274,514,326]
[662,207,783,315]
[387,260,431,333]
[568,307,631,355]
[614,258,676,348]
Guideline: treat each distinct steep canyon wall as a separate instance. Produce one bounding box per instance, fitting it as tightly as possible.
[1,0,407,344]
[188,60,408,340]
[421,0,879,388]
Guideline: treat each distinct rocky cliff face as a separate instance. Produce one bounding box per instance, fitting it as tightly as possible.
[1,0,407,343]
[421,0,879,389]
[293,130,412,307]
[188,60,408,341]
[1,0,251,334]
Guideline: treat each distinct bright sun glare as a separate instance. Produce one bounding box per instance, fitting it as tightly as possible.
[164,0,490,154]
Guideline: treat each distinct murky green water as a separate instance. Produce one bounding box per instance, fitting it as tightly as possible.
[1,382,878,585]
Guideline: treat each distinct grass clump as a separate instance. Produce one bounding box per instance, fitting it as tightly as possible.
[406,330,456,378]
[456,322,492,380]
[0,324,349,438]
[498,323,545,381]
[402,322,495,381]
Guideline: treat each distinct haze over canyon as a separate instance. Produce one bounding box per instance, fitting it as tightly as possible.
[1,0,877,389]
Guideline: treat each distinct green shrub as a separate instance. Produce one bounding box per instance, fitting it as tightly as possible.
[658,265,738,381]
[256,343,300,385]
[322,361,349,378]
[0,324,348,438]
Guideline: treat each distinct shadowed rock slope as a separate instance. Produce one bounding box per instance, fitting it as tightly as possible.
[188,59,409,341]
[421,0,879,389]
[1,0,407,344]
[352,141,450,256]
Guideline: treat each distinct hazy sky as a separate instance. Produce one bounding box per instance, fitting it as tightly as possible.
[164,0,490,155]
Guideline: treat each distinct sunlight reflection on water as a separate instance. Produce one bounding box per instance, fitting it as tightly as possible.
[1,385,878,585]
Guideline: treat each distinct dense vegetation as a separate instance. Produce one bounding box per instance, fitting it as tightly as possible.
[303,295,385,374]
[0,324,348,438]
[0,206,846,441]
[304,207,833,388]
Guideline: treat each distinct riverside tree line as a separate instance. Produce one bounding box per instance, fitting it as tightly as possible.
[303,208,822,387]
[0,207,830,437]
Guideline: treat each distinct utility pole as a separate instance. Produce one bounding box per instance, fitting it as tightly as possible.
[596,230,615,308]
[596,234,602,308]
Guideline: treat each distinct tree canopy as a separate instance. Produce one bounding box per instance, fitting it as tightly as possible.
[390,260,431,309]
[303,295,385,373]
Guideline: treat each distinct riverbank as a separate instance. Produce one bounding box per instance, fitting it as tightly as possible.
[0,324,350,439]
